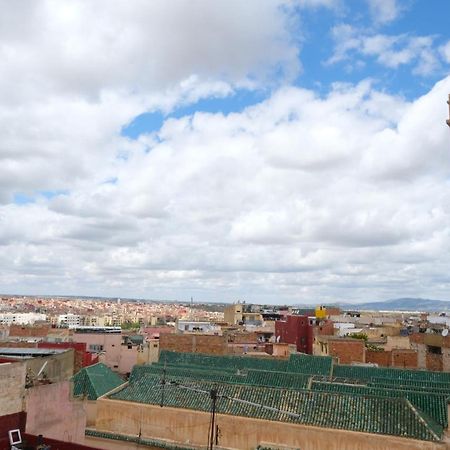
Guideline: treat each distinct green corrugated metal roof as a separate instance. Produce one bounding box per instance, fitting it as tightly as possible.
[311,380,448,429]
[158,350,333,377]
[72,363,124,400]
[130,363,311,390]
[287,353,333,376]
[333,364,450,383]
[109,374,442,442]
[159,350,289,372]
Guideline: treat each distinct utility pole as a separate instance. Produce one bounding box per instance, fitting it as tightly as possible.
[208,389,218,450]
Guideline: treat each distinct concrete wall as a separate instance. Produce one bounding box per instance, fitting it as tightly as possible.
[25,381,86,445]
[0,362,26,416]
[94,398,449,450]
[384,335,410,351]
[25,349,74,383]
[83,400,97,428]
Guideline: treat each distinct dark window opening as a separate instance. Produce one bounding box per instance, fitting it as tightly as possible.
[427,345,442,355]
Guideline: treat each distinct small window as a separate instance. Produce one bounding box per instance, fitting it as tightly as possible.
[153,344,158,348]
[427,345,442,355]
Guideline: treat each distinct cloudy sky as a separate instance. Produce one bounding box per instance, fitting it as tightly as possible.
[1,0,450,304]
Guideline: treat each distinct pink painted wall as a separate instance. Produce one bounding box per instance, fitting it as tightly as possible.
[25,381,86,445]
[73,333,121,370]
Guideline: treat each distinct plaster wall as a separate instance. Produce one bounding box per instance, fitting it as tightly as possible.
[95,398,449,450]
[73,333,121,370]
[0,362,26,416]
[25,349,74,382]
[24,381,86,445]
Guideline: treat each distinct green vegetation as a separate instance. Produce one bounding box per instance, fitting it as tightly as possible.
[121,321,141,330]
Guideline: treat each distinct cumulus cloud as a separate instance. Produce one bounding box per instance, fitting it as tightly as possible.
[440,40,450,64]
[1,1,450,303]
[0,0,302,201]
[366,0,403,25]
[328,25,442,75]
[2,75,450,302]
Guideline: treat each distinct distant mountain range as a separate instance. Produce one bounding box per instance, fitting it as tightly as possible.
[339,298,450,312]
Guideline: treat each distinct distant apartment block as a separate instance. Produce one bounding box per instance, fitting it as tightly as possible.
[0,312,47,325]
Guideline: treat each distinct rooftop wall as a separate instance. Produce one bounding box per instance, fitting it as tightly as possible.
[0,362,26,416]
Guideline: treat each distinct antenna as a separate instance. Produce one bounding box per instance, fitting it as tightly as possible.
[207,388,218,450]
[442,329,448,337]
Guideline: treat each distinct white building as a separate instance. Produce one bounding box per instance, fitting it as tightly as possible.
[176,320,221,334]
[0,312,47,325]
[57,313,82,328]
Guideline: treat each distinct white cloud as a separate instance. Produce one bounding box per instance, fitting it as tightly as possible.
[440,40,450,64]
[328,25,441,76]
[1,1,450,303]
[1,75,450,302]
[366,0,402,25]
[0,0,303,201]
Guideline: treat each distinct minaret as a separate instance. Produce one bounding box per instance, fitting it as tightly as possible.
[447,94,450,128]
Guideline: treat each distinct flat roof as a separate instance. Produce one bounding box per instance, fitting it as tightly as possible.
[0,347,68,358]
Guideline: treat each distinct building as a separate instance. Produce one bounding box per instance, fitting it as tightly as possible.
[176,319,221,334]
[0,312,47,325]
[81,350,450,450]
[57,314,82,328]
[223,303,263,326]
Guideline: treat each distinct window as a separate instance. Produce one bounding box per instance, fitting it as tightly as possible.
[89,344,103,352]
[427,345,442,355]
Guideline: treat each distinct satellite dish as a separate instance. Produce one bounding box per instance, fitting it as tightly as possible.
[442,329,449,337]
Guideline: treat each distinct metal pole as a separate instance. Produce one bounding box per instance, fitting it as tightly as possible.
[208,389,217,450]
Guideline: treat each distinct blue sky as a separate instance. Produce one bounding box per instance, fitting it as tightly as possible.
[122,0,450,140]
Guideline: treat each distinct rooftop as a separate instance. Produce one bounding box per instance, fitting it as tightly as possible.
[109,373,442,442]
[72,363,125,400]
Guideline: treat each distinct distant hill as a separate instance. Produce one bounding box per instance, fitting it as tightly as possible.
[342,298,450,312]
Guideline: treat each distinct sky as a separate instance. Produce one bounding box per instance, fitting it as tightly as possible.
[1,0,450,304]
